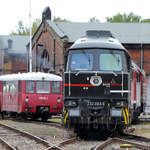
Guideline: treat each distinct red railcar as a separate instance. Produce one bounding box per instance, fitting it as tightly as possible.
[130,61,146,120]
[0,72,63,121]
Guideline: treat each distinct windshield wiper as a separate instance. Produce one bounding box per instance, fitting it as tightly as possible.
[81,50,91,66]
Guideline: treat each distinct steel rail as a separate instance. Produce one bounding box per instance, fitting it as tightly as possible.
[44,137,79,150]
[0,122,63,150]
[0,136,16,150]
[123,132,150,142]
[93,137,150,150]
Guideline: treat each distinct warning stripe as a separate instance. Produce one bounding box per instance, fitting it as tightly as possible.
[64,83,94,87]
[122,108,127,125]
[64,110,68,124]
[103,82,122,86]
[125,108,129,124]
[64,83,122,87]
[122,108,129,125]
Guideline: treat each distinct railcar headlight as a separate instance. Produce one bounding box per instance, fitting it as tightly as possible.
[25,97,29,103]
[57,97,61,104]
[65,100,77,107]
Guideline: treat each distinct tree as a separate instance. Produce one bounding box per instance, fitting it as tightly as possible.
[106,12,141,23]
[89,17,100,22]
[141,19,150,23]
[53,16,71,22]
[31,18,41,35]
[10,16,71,35]
[10,19,41,36]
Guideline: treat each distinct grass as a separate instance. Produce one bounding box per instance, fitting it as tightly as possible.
[48,118,61,123]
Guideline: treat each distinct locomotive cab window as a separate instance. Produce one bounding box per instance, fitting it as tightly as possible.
[69,50,93,71]
[26,81,34,93]
[52,81,60,94]
[100,53,122,71]
[36,81,50,94]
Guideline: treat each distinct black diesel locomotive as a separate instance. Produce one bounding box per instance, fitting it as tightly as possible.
[63,30,146,132]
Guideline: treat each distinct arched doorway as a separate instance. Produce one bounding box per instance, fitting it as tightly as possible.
[40,50,52,73]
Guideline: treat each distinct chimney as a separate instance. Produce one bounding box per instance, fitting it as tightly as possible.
[8,39,13,50]
[42,7,51,22]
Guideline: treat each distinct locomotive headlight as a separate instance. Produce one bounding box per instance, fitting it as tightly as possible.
[25,97,29,103]
[57,97,61,104]
[116,102,121,106]
[116,101,127,107]
[65,100,77,107]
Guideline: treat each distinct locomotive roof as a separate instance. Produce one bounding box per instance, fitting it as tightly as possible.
[0,72,62,81]
[70,30,126,51]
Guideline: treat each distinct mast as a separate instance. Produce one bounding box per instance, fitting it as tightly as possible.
[29,0,32,72]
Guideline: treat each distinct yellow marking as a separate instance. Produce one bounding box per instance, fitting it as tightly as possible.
[64,111,68,124]
[122,108,127,125]
[108,103,110,108]
[64,110,66,115]
[125,108,129,124]
[120,144,132,148]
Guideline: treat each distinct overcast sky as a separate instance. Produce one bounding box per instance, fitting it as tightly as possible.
[0,0,150,35]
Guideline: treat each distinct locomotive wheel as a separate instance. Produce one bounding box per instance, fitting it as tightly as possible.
[41,112,50,122]
[31,114,39,121]
[41,116,48,122]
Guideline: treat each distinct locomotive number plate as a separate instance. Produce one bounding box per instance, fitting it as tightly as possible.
[88,101,104,106]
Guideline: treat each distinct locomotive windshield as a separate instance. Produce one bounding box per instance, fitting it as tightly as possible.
[100,53,122,71]
[67,49,127,72]
[71,52,93,70]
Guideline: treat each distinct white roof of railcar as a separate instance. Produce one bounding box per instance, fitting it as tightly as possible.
[0,72,62,81]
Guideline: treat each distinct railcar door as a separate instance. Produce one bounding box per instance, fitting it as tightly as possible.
[18,80,22,112]
[11,81,18,112]
[36,80,51,115]
[51,81,63,114]
[23,80,36,113]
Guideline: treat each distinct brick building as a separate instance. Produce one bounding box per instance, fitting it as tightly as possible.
[0,35,29,74]
[32,7,150,74]
[31,7,150,76]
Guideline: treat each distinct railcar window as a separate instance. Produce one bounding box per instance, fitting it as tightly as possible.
[26,81,34,93]
[3,82,6,93]
[36,81,50,94]
[71,53,93,70]
[52,81,60,94]
[6,83,9,93]
[99,54,122,71]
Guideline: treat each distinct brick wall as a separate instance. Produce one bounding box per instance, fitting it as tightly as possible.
[32,24,64,75]
[12,55,27,73]
[124,44,150,74]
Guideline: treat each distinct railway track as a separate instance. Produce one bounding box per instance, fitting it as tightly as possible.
[93,131,150,150]
[0,136,16,150]
[6,117,63,129]
[4,118,150,150]
[93,137,150,150]
[0,122,79,150]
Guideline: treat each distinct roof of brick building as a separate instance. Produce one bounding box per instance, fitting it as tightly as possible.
[46,21,150,44]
